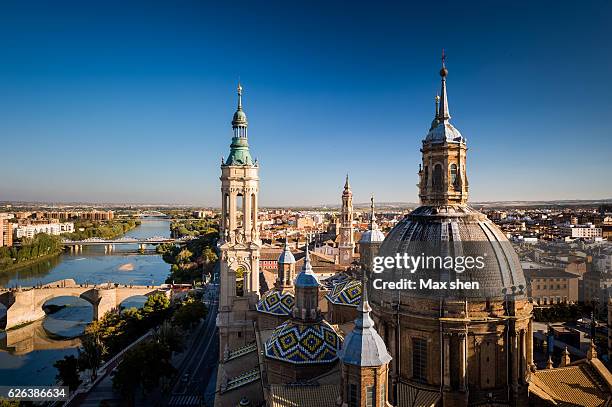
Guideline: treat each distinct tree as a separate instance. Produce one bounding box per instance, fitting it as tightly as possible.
[54,355,82,391]
[173,299,207,330]
[176,248,193,264]
[79,328,108,381]
[153,320,184,353]
[112,341,176,403]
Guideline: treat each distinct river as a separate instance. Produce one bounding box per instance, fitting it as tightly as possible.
[0,218,171,386]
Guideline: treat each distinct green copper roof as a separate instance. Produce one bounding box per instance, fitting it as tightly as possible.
[225,136,254,166]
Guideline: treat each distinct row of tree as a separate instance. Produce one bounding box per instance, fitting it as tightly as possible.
[62,219,141,241]
[0,233,63,271]
[54,293,207,400]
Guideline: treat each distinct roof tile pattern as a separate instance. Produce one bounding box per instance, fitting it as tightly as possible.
[256,290,295,316]
[265,320,341,364]
[325,279,362,307]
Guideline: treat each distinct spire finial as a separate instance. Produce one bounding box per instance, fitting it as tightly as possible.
[369,194,376,229]
[438,49,450,121]
[344,173,350,190]
[237,81,243,110]
[358,266,372,314]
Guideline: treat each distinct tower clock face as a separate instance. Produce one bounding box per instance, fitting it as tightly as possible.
[343,252,349,259]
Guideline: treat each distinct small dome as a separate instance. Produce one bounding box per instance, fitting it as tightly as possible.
[278,245,296,264]
[294,249,319,287]
[339,286,391,367]
[359,229,385,244]
[265,320,341,364]
[256,290,295,316]
[232,109,247,127]
[325,279,362,307]
[425,121,465,144]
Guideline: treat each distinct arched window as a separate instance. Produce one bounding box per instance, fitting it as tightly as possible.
[235,266,245,297]
[450,164,458,185]
[423,165,429,188]
[432,164,443,191]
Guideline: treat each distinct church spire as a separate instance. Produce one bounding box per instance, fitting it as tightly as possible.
[438,49,451,122]
[339,268,391,367]
[430,94,441,131]
[369,195,377,230]
[226,83,253,166]
[344,173,350,191]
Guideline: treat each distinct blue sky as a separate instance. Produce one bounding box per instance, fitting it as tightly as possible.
[1,1,611,206]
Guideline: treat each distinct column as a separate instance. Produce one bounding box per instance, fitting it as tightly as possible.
[229,191,237,233]
[243,187,251,240]
[443,333,451,390]
[527,319,535,372]
[459,332,467,391]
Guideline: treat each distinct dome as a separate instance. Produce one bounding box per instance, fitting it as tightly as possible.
[325,278,362,307]
[294,249,319,287]
[232,109,247,127]
[425,121,465,144]
[264,319,341,364]
[278,245,296,264]
[359,229,385,244]
[339,284,391,367]
[377,205,526,300]
[256,290,295,316]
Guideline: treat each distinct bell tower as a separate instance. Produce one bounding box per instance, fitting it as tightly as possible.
[338,175,355,266]
[218,83,261,353]
[418,50,469,207]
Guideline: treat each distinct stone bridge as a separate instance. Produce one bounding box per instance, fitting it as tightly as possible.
[0,318,81,355]
[0,279,168,330]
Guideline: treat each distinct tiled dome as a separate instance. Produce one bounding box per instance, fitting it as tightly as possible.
[265,320,341,364]
[256,290,295,316]
[325,279,362,307]
[377,205,526,300]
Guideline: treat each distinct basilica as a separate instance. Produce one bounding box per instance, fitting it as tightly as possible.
[213,58,612,407]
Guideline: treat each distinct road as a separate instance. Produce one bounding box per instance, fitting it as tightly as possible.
[167,262,220,406]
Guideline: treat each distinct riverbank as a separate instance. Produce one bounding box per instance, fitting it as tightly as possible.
[0,250,62,275]
[0,218,173,387]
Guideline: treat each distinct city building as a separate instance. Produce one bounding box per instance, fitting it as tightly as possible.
[0,214,13,247]
[524,268,579,305]
[14,222,74,239]
[562,223,603,239]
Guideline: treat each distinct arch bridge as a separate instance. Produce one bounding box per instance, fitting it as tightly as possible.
[0,279,168,330]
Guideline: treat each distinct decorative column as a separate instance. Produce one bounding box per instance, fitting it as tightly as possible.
[443,332,451,390]
[459,331,468,391]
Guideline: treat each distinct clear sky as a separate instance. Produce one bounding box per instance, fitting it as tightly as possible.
[1,1,611,206]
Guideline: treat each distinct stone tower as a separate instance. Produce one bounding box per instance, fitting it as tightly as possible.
[418,51,469,206]
[218,83,261,353]
[338,175,355,266]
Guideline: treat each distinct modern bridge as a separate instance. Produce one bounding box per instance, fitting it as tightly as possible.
[0,279,169,330]
[61,236,194,252]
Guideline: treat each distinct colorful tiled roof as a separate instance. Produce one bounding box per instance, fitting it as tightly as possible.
[256,290,295,316]
[325,278,362,307]
[265,320,341,364]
